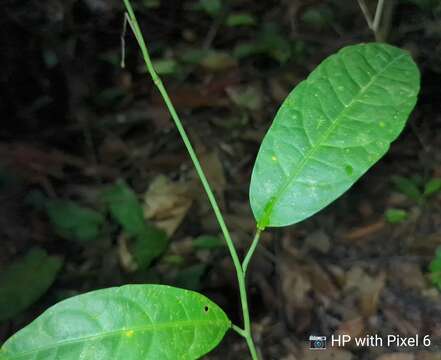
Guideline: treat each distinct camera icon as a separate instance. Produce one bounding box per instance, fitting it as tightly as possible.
[309,336,326,350]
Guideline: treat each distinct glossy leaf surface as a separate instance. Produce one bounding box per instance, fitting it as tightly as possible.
[0,248,62,322]
[1,285,230,360]
[250,43,420,228]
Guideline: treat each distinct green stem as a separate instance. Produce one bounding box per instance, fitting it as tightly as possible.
[231,324,246,337]
[242,229,262,275]
[121,2,259,359]
[238,265,259,360]
[239,229,262,360]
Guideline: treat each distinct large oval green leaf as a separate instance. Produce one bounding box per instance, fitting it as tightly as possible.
[250,43,420,228]
[0,248,62,322]
[1,285,231,360]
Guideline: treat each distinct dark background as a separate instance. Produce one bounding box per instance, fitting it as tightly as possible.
[1,0,440,358]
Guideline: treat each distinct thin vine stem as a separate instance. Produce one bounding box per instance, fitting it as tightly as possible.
[121,1,259,358]
[357,0,385,41]
[372,0,385,34]
[357,0,374,29]
[242,229,262,275]
[232,323,246,337]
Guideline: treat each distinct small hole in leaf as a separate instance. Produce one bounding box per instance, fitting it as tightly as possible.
[204,305,209,312]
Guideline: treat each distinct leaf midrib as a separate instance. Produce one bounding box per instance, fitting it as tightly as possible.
[2,318,229,359]
[259,51,405,227]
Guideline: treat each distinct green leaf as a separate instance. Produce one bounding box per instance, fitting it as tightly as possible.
[0,248,62,322]
[103,181,168,268]
[102,181,146,236]
[152,58,180,75]
[1,285,231,359]
[258,23,291,63]
[424,178,441,196]
[163,254,185,265]
[301,5,333,29]
[174,264,207,291]
[179,48,237,71]
[46,200,105,242]
[198,0,222,17]
[429,248,441,290]
[142,0,160,9]
[227,85,263,111]
[226,13,256,27]
[132,225,168,268]
[233,23,292,63]
[199,51,237,71]
[179,49,209,64]
[94,87,126,107]
[385,208,408,224]
[391,175,422,201]
[233,42,263,59]
[250,43,420,228]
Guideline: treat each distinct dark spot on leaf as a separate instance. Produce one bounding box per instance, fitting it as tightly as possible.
[345,165,353,176]
[204,305,209,312]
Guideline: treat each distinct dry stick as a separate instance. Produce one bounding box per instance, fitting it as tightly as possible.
[121,1,260,359]
[357,0,385,41]
[372,0,385,34]
[377,0,397,43]
[120,14,129,68]
[357,0,374,30]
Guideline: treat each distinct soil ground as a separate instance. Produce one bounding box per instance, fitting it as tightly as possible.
[1,1,441,359]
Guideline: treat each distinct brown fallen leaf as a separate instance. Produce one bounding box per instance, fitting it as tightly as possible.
[117,234,138,272]
[415,352,441,360]
[0,142,117,183]
[388,261,427,291]
[358,199,375,218]
[336,316,365,344]
[409,233,441,256]
[268,76,290,103]
[226,83,264,111]
[98,135,129,163]
[382,307,420,336]
[300,346,353,360]
[307,262,339,301]
[280,355,297,360]
[143,175,193,236]
[150,71,240,110]
[280,254,313,331]
[198,150,226,197]
[344,266,386,318]
[200,51,237,71]
[302,229,331,254]
[376,354,415,360]
[343,220,385,241]
[279,249,339,332]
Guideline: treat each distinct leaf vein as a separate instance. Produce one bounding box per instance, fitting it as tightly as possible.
[259,51,406,225]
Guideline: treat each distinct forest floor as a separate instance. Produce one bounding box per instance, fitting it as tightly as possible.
[1,1,441,359]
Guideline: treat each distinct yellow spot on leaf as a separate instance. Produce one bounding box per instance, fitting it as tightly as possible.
[271,156,277,161]
[379,121,386,128]
[125,330,134,337]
